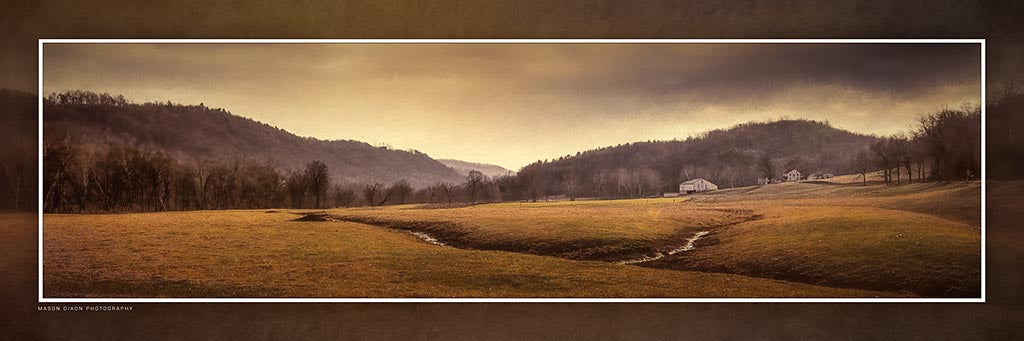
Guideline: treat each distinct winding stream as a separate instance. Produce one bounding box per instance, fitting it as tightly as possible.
[407,231,448,247]
[322,213,713,265]
[616,231,710,265]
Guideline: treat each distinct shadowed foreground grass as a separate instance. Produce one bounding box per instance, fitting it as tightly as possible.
[42,179,981,298]
[649,205,980,297]
[328,180,981,297]
[43,211,889,298]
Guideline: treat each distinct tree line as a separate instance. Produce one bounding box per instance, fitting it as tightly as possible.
[42,90,465,191]
[493,119,877,201]
[40,104,985,213]
[42,137,510,213]
[491,104,983,202]
[859,104,981,185]
[43,138,321,213]
[23,87,1001,213]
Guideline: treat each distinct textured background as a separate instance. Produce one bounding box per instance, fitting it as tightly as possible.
[1,1,1021,339]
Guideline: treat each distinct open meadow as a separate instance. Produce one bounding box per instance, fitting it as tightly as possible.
[42,177,982,298]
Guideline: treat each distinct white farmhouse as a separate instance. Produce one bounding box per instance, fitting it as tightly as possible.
[785,169,802,181]
[679,178,718,194]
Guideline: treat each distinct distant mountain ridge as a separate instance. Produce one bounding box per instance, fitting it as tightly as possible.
[438,159,514,178]
[44,96,465,188]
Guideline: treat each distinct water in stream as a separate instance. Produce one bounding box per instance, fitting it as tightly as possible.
[407,231,448,247]
[617,231,710,265]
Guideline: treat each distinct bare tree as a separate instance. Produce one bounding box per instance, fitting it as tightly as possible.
[440,182,455,203]
[42,139,75,213]
[854,150,872,186]
[286,170,307,208]
[363,182,387,206]
[561,169,578,201]
[389,179,413,204]
[194,160,210,210]
[466,170,484,202]
[332,185,356,207]
[871,138,894,185]
[890,135,913,184]
[304,160,329,209]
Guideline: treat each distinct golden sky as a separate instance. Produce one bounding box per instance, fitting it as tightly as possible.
[42,43,980,170]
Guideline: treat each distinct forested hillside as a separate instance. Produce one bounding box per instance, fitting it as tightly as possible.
[509,120,879,199]
[43,91,465,188]
[34,90,988,212]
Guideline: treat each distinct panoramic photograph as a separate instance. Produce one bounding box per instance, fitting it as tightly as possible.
[38,42,983,299]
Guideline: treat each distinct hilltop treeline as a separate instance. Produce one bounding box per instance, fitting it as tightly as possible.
[862,104,981,185]
[502,119,877,200]
[44,91,465,188]
[503,107,982,201]
[11,88,1005,212]
[38,91,504,212]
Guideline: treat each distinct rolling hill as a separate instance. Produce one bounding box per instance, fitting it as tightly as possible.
[438,159,514,178]
[41,91,881,193]
[517,119,879,195]
[43,94,465,188]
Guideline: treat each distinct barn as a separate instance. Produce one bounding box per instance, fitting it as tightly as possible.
[679,178,718,194]
[785,169,802,181]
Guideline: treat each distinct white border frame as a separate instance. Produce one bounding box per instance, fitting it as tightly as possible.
[37,39,986,303]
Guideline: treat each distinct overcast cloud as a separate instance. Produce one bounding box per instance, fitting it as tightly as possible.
[42,43,980,170]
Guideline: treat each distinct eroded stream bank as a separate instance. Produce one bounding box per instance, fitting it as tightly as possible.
[294,211,755,266]
[616,231,710,265]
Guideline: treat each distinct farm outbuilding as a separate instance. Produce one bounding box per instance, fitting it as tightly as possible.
[807,174,821,180]
[679,178,718,194]
[785,169,802,181]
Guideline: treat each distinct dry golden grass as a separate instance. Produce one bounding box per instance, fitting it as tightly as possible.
[42,211,885,298]
[323,180,981,297]
[329,197,746,260]
[41,179,981,298]
[652,205,980,297]
[695,180,981,226]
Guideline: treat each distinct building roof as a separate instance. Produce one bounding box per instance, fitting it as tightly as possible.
[680,178,709,185]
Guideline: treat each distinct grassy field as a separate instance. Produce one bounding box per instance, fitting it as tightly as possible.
[43,211,883,298]
[649,205,979,297]
[329,198,752,260]
[42,178,982,298]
